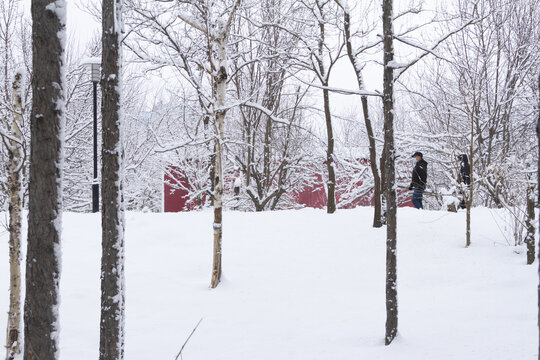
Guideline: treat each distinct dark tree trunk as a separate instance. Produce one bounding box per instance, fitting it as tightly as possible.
[314,1,336,214]
[100,0,125,358]
[536,72,539,360]
[24,0,65,358]
[466,104,474,247]
[341,8,382,227]
[382,0,398,346]
[323,87,337,214]
[526,184,535,265]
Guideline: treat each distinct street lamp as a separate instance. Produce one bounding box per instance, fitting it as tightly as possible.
[82,58,101,213]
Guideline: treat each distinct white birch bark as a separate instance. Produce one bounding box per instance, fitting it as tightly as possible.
[6,70,23,360]
[211,23,227,289]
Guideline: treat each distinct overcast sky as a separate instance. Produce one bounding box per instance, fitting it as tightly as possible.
[22,0,101,45]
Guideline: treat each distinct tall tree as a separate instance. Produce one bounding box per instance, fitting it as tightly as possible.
[100,0,125,357]
[5,70,23,360]
[381,0,397,345]
[24,0,66,358]
[276,0,344,213]
[335,0,383,227]
[307,0,343,214]
[380,0,481,343]
[207,0,242,288]
[1,1,27,358]
[125,0,241,287]
[536,71,539,360]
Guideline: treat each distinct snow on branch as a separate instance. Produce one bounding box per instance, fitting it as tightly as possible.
[177,13,206,33]
[290,73,382,97]
[394,15,485,80]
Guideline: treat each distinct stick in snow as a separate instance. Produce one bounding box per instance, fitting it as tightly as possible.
[174,318,203,360]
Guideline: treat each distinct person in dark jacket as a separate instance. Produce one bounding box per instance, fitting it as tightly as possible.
[458,154,470,185]
[409,151,428,209]
[457,154,470,209]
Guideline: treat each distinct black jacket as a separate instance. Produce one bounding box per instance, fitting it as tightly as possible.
[410,159,428,189]
[459,154,470,185]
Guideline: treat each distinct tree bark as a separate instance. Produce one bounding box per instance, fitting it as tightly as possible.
[466,104,474,248]
[6,71,23,360]
[382,0,397,346]
[536,73,540,360]
[24,0,65,358]
[211,29,228,289]
[525,183,535,265]
[314,0,336,214]
[100,0,125,357]
[323,86,337,214]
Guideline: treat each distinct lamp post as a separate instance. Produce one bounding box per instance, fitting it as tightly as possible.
[83,58,101,213]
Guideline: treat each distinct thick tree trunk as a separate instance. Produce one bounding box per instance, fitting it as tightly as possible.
[341,9,382,227]
[100,0,125,358]
[24,0,66,358]
[6,71,23,360]
[323,87,336,214]
[211,31,228,289]
[382,0,398,346]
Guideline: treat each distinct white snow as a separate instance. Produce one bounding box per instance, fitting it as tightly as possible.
[80,57,101,65]
[0,207,537,359]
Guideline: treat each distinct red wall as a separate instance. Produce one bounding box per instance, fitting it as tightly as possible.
[163,166,190,212]
[164,162,413,212]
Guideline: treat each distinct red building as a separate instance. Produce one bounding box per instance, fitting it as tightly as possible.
[163,162,413,212]
[163,166,204,212]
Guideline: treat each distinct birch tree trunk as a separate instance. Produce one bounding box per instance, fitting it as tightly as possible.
[211,27,227,289]
[6,71,23,360]
[382,0,398,346]
[99,0,125,357]
[24,0,66,358]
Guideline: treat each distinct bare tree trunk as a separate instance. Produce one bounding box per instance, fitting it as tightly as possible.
[313,0,337,214]
[536,72,540,360]
[6,71,23,360]
[380,140,388,224]
[99,0,125,357]
[382,0,397,346]
[526,182,535,265]
[24,0,66,357]
[340,7,382,226]
[323,87,337,214]
[466,107,474,248]
[211,30,228,289]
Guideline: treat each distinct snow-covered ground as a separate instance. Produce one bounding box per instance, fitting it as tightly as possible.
[0,207,537,359]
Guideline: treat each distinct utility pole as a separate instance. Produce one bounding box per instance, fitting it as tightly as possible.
[83,58,101,213]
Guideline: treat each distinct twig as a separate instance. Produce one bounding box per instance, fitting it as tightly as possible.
[174,318,203,360]
[396,185,451,197]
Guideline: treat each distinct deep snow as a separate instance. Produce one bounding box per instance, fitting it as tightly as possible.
[0,207,537,359]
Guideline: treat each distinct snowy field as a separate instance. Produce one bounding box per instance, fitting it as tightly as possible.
[0,207,537,359]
